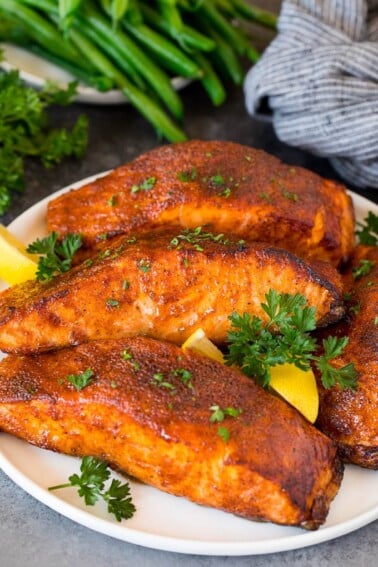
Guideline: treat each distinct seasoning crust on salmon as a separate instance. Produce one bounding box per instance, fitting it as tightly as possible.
[0,229,345,354]
[0,336,343,529]
[46,140,355,267]
[315,246,378,469]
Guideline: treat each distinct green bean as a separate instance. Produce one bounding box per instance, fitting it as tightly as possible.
[28,44,115,91]
[58,0,82,30]
[191,51,226,107]
[81,1,184,119]
[73,13,146,89]
[230,0,278,30]
[156,0,183,38]
[0,0,81,64]
[67,22,187,141]
[99,0,130,26]
[122,20,203,79]
[140,3,216,52]
[192,14,243,85]
[193,0,250,57]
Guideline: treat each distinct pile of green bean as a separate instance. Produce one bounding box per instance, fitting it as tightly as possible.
[0,0,277,141]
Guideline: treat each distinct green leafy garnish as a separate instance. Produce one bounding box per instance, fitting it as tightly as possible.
[48,456,136,522]
[0,68,88,215]
[131,176,156,193]
[217,426,231,442]
[225,290,358,390]
[356,211,378,246]
[66,368,94,390]
[209,405,242,423]
[169,227,240,252]
[27,232,82,282]
[177,167,197,182]
[352,259,375,280]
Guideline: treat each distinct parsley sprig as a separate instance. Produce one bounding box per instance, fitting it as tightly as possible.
[356,211,378,246]
[170,227,240,251]
[225,290,358,390]
[49,456,136,522]
[0,66,88,215]
[27,231,82,282]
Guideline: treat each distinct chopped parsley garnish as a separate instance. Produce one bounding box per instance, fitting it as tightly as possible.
[122,280,131,290]
[66,368,94,391]
[210,174,225,186]
[48,456,136,522]
[137,259,151,272]
[121,349,140,371]
[131,176,156,193]
[106,298,120,308]
[281,188,299,202]
[217,426,230,442]
[173,368,193,389]
[169,227,234,252]
[225,290,357,390]
[152,372,175,391]
[352,259,375,280]
[209,405,242,422]
[356,211,378,246]
[177,167,197,182]
[27,232,82,282]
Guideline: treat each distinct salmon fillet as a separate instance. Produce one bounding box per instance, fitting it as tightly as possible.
[0,229,345,354]
[0,336,343,529]
[46,140,355,267]
[315,246,378,468]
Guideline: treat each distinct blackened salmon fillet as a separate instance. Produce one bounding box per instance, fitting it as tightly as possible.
[0,229,345,354]
[315,246,378,468]
[0,336,343,529]
[46,140,355,267]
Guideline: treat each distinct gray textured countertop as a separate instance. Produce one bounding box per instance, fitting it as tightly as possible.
[1,1,377,565]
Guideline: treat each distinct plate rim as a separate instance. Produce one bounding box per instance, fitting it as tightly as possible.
[0,177,377,556]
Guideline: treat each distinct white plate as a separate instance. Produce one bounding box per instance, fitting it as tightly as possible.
[0,178,377,556]
[0,43,188,105]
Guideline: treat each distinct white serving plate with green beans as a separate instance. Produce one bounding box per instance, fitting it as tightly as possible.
[0,43,189,105]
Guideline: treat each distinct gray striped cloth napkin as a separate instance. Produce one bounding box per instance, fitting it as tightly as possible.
[244,0,378,189]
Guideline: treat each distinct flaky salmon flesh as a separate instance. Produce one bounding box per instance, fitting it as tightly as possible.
[315,246,378,469]
[46,140,355,267]
[0,336,343,529]
[0,229,345,354]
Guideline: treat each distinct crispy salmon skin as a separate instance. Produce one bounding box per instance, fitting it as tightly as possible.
[0,229,345,354]
[0,336,343,529]
[46,140,355,266]
[315,246,378,468]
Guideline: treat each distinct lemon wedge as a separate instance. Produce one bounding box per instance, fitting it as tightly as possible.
[269,363,319,423]
[0,224,38,285]
[182,328,225,363]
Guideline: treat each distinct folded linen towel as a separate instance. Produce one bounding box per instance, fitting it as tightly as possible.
[244,0,378,189]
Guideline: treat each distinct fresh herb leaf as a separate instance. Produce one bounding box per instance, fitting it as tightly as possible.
[169,227,232,251]
[177,167,197,182]
[225,290,357,390]
[352,259,375,280]
[106,298,120,308]
[209,405,242,422]
[131,176,156,193]
[0,69,87,215]
[217,426,231,442]
[66,368,94,390]
[48,456,136,521]
[27,231,82,282]
[356,211,378,246]
[103,478,136,521]
[173,368,193,389]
